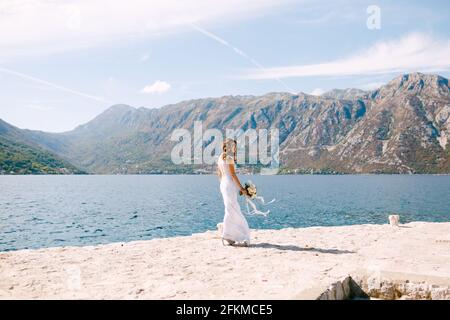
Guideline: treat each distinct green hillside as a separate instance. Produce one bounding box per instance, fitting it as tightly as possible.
[0,137,85,174]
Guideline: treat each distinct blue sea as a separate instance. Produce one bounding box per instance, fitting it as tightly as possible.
[1,175,449,252]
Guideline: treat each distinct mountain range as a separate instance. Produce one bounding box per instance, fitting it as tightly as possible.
[1,72,449,174]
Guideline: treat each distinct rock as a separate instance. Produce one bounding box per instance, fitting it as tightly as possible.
[431,288,450,300]
[318,288,334,300]
[360,277,450,300]
[317,279,351,300]
[342,277,351,298]
[327,288,336,300]
[335,281,345,300]
[379,282,396,299]
[327,285,337,300]
[348,277,370,299]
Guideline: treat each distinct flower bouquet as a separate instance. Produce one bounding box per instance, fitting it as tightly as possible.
[243,181,257,199]
[241,180,275,216]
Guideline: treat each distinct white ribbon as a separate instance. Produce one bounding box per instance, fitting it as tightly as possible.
[244,196,275,217]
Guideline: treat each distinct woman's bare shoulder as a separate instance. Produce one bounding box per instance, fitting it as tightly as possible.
[224,155,234,164]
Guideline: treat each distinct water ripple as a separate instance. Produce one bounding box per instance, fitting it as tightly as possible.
[0,175,449,251]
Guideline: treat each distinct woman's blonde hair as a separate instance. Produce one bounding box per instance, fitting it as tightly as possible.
[222,138,237,162]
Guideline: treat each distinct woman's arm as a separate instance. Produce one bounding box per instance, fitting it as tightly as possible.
[228,162,246,195]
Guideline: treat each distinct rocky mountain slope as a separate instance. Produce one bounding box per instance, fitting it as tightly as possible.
[1,73,449,174]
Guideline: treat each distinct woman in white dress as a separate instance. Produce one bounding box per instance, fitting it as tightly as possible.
[217,139,251,246]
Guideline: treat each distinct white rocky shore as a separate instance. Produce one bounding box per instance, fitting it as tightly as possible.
[1,221,449,299]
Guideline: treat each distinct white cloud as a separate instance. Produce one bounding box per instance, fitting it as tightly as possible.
[240,33,450,79]
[141,80,171,94]
[310,88,325,96]
[0,0,290,59]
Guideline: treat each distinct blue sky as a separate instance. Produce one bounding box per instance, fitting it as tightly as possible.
[0,0,449,132]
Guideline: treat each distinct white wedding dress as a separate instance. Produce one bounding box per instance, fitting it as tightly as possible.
[218,155,251,245]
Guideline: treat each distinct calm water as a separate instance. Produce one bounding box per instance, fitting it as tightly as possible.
[0,175,449,251]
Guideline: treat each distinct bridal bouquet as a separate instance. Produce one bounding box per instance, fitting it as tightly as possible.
[243,181,257,199]
[242,180,275,217]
